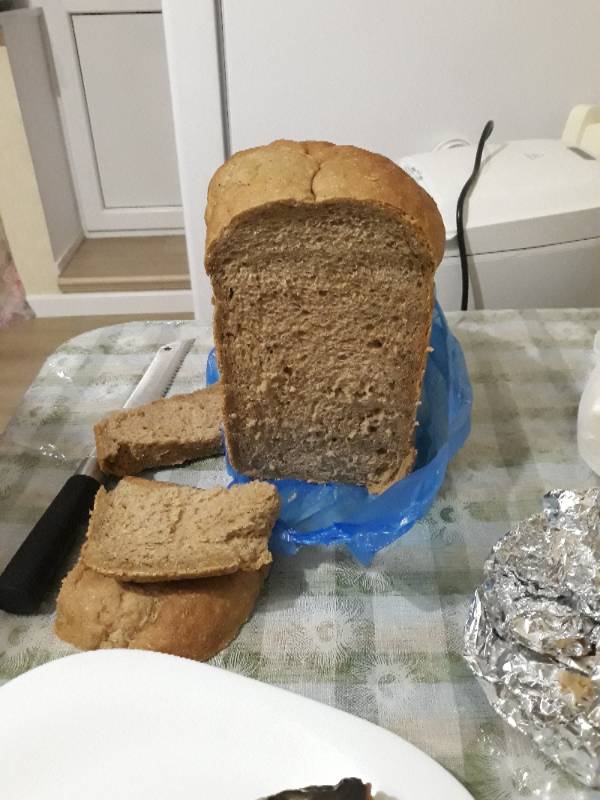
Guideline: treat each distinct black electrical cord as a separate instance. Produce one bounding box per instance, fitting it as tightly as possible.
[456,120,494,311]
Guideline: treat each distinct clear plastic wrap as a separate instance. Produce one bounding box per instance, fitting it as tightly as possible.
[206,302,472,564]
[577,330,600,476]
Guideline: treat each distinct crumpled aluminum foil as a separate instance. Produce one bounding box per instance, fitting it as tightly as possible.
[464,489,600,787]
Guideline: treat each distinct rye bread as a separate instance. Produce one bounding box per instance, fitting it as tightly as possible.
[94,383,224,477]
[204,139,445,493]
[54,559,266,661]
[81,476,279,582]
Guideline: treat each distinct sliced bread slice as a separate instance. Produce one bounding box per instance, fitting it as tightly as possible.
[55,559,267,661]
[81,476,279,582]
[94,383,224,477]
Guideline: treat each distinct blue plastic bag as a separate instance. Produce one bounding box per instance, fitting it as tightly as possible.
[206,301,472,564]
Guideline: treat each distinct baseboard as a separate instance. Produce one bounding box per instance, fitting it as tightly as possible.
[58,273,191,293]
[55,232,85,273]
[84,228,185,238]
[28,289,194,317]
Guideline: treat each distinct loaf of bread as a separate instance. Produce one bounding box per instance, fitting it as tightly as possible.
[94,383,224,477]
[81,476,279,582]
[205,140,445,493]
[55,560,266,661]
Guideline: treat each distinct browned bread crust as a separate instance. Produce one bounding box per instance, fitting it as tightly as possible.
[94,384,224,478]
[205,140,445,493]
[54,559,266,661]
[205,140,444,264]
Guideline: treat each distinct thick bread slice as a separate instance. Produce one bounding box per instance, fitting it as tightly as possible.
[81,476,279,582]
[94,383,224,477]
[54,560,266,661]
[204,140,445,494]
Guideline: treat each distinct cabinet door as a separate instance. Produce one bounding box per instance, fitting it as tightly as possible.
[41,1,183,233]
[72,12,181,212]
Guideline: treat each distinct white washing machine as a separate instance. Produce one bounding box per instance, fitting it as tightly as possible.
[399,109,600,310]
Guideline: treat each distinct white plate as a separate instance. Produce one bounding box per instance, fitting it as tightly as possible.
[0,650,473,800]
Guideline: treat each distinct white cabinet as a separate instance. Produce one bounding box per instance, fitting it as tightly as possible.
[162,0,600,319]
[41,1,183,234]
[221,0,600,161]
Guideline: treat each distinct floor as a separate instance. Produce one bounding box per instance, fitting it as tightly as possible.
[58,236,191,293]
[0,313,193,433]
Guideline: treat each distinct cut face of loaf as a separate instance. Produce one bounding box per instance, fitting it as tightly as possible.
[81,476,280,582]
[205,140,445,493]
[94,383,224,477]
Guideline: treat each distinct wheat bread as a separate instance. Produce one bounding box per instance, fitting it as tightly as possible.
[81,476,279,582]
[94,383,224,477]
[204,139,445,493]
[54,559,266,660]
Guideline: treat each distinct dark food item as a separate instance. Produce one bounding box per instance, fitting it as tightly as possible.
[261,778,371,800]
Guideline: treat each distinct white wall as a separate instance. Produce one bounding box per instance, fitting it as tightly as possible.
[223,0,600,159]
[0,42,58,295]
[2,9,82,268]
[162,0,225,322]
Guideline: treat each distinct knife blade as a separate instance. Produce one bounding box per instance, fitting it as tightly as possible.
[0,338,195,615]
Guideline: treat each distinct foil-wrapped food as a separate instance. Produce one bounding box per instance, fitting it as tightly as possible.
[464,489,600,786]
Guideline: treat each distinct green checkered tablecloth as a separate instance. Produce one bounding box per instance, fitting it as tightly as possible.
[2,310,600,799]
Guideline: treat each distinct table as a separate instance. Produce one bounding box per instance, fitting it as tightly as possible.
[0,314,192,433]
[1,310,599,800]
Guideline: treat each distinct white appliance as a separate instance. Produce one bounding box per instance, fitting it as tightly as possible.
[399,108,600,310]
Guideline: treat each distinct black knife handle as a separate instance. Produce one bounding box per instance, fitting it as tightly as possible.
[0,474,100,615]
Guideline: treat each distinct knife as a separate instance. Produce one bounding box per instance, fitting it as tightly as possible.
[0,339,195,616]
